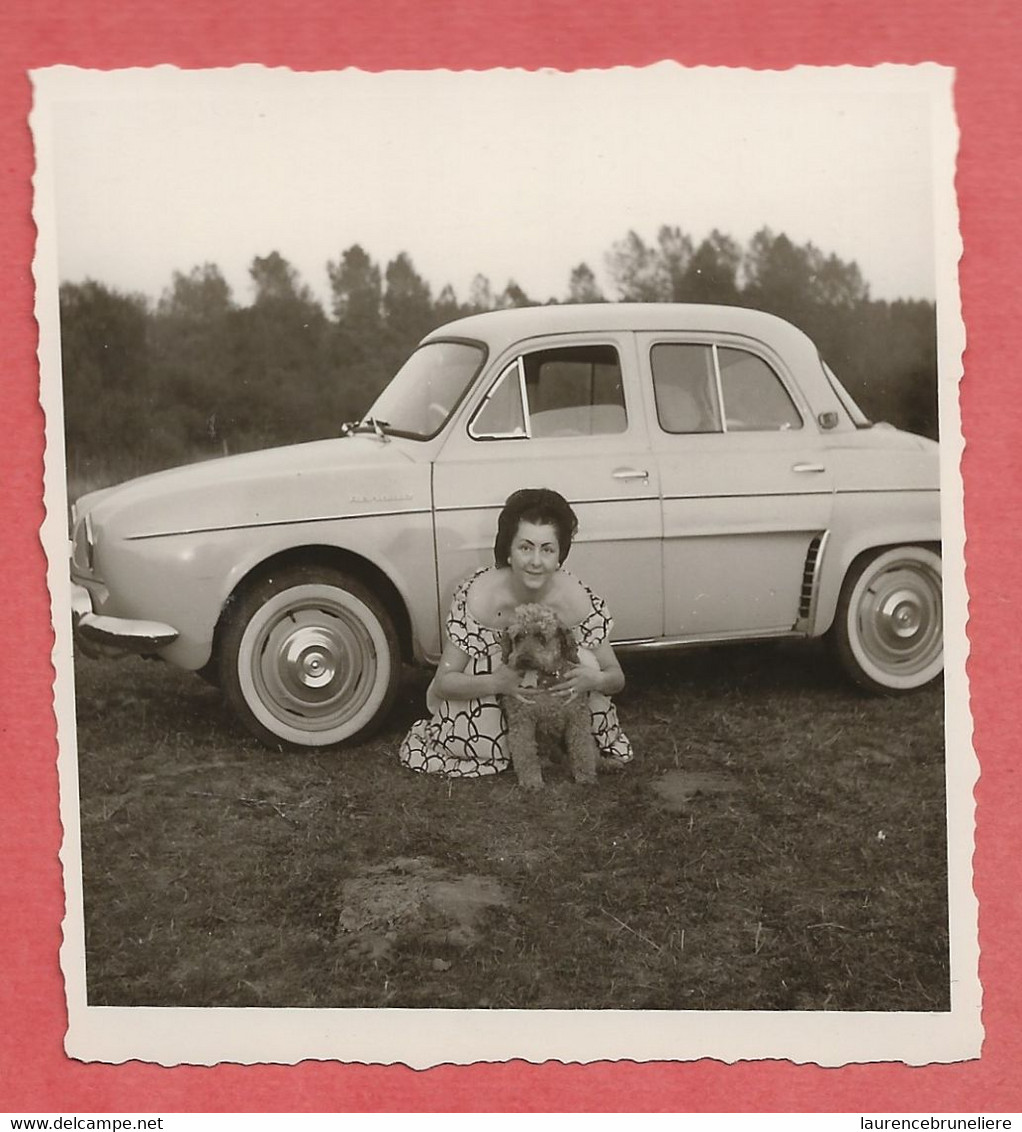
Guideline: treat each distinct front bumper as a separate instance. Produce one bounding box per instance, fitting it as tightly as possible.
[71,582,180,658]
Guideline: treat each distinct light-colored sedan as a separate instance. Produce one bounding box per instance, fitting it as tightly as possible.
[70,303,942,748]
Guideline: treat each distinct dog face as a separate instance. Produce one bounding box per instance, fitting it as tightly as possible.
[500,603,579,678]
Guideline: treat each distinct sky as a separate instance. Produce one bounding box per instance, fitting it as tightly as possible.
[34,64,954,309]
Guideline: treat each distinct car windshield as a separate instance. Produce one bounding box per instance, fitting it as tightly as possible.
[821,357,873,428]
[363,340,486,439]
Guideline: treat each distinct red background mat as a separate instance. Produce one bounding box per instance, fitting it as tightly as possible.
[1,0,1019,1113]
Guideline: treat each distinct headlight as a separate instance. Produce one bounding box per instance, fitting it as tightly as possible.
[71,512,95,573]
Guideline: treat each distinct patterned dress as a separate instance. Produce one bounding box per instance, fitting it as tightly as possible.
[398,567,633,777]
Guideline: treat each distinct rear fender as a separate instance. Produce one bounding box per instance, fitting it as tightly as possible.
[814,525,941,635]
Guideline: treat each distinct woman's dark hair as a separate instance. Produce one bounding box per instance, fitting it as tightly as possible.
[493,488,579,567]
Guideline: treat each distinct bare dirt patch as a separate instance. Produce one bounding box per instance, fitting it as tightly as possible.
[652,769,741,811]
[337,856,511,957]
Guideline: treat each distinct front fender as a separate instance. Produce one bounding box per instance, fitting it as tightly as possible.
[93,510,438,670]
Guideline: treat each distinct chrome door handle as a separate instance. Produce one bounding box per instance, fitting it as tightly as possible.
[792,463,826,474]
[612,468,650,481]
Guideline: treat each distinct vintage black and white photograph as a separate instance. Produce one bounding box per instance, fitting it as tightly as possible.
[32,63,977,1066]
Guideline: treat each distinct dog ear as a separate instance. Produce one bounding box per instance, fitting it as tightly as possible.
[559,624,579,664]
[500,627,513,664]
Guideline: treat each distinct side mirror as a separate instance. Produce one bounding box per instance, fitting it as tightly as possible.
[818,411,839,430]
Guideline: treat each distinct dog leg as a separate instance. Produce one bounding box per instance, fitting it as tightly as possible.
[507,712,544,790]
[564,709,598,786]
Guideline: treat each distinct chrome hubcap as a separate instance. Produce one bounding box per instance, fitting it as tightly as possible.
[252,602,378,732]
[284,628,338,689]
[879,588,923,640]
[856,562,942,677]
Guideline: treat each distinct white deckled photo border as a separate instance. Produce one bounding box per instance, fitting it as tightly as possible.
[32,62,978,1067]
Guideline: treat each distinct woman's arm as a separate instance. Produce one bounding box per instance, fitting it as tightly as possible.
[430,640,521,700]
[551,638,625,697]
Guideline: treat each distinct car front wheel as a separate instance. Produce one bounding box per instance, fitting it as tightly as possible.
[219,565,401,748]
[831,545,943,694]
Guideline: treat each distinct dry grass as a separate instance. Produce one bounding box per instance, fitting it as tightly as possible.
[73,638,949,1011]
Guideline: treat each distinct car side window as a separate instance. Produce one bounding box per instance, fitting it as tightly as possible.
[718,347,802,431]
[469,358,528,438]
[524,344,626,437]
[650,344,722,433]
[470,344,627,439]
[651,342,802,433]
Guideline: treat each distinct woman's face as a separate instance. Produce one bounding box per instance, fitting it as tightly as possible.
[508,520,561,592]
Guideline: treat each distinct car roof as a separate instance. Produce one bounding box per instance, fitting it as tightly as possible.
[421,302,817,360]
[419,301,856,428]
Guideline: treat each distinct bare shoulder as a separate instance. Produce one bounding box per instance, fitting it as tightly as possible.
[464,566,507,623]
[551,571,595,625]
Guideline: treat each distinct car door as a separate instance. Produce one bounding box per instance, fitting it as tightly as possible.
[637,332,835,640]
[431,332,663,643]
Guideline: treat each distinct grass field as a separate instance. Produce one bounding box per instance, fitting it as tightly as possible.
[73,638,949,1012]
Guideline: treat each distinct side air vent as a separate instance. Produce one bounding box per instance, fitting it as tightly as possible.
[796,532,829,631]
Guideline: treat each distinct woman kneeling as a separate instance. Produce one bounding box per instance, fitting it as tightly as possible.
[398,487,633,778]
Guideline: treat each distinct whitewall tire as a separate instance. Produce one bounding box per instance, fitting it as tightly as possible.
[220,565,400,748]
[832,546,943,694]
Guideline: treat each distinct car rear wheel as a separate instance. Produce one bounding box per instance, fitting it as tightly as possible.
[219,565,401,748]
[831,546,943,694]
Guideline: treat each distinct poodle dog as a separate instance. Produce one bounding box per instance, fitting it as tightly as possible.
[499,603,598,790]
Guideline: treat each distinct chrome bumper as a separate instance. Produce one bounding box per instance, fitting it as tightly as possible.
[71,582,179,657]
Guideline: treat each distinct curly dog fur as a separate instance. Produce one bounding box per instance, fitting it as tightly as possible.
[499,603,598,789]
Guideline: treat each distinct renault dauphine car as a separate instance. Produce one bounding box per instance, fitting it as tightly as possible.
[70,303,942,749]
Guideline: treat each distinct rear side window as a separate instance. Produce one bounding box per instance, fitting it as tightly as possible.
[718,347,802,431]
[470,343,627,439]
[651,342,802,433]
[650,344,722,433]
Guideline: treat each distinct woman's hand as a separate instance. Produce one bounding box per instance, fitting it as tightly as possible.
[431,643,525,700]
[549,664,605,698]
[549,640,625,698]
[488,663,523,696]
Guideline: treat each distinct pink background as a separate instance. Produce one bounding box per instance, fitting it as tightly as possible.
[1,0,1019,1112]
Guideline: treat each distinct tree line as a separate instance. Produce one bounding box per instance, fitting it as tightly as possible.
[59,226,938,488]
